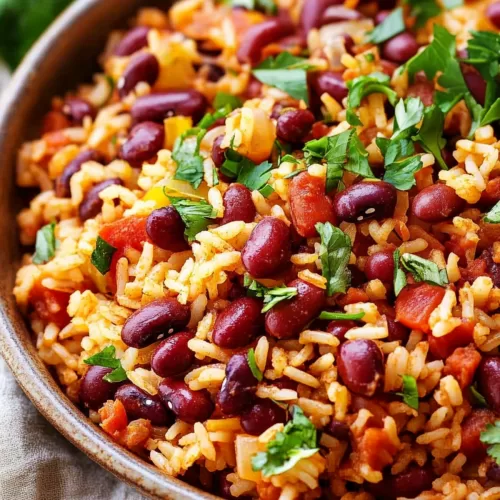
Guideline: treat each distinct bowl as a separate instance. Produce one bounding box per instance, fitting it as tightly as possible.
[0,1,217,498]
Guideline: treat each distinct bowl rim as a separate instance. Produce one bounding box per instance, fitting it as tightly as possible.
[0,1,219,498]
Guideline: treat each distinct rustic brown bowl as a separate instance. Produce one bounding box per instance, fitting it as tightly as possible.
[0,1,218,498]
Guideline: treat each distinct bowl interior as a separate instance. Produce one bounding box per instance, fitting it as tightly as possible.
[0,1,218,498]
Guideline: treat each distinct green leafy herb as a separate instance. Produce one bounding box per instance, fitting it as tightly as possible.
[253,52,313,103]
[396,375,419,410]
[392,97,425,141]
[347,72,398,110]
[84,345,128,383]
[400,253,449,287]
[283,168,306,179]
[231,0,277,15]
[404,0,462,27]
[91,236,117,275]
[169,197,218,242]
[213,91,243,111]
[198,105,232,130]
[279,154,300,165]
[315,222,352,296]
[33,222,57,265]
[244,275,298,313]
[346,108,363,126]
[366,7,405,44]
[172,129,206,189]
[383,155,423,191]
[484,202,500,223]
[252,406,318,477]
[393,249,407,297]
[247,348,263,382]
[377,137,415,165]
[480,421,500,465]
[364,53,375,63]
[470,384,488,407]
[318,311,365,321]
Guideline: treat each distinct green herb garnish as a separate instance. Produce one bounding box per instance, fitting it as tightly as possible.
[172,129,206,189]
[247,348,263,382]
[366,7,405,44]
[213,91,243,111]
[169,197,218,242]
[484,202,500,224]
[91,236,117,275]
[33,222,57,265]
[480,421,500,465]
[392,97,425,142]
[393,249,407,297]
[383,155,423,191]
[231,0,277,15]
[396,375,419,410]
[347,72,398,110]
[400,253,449,287]
[318,311,365,321]
[84,345,128,383]
[470,384,488,407]
[244,275,298,313]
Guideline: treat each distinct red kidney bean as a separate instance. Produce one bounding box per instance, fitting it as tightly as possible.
[321,6,362,24]
[119,121,165,167]
[442,148,456,169]
[151,331,195,377]
[158,379,214,424]
[80,366,118,410]
[462,64,487,106]
[349,264,366,288]
[241,399,287,435]
[478,357,500,413]
[460,408,497,459]
[62,97,96,124]
[487,1,500,28]
[300,0,344,33]
[114,26,150,56]
[326,319,358,342]
[386,316,410,343]
[115,383,172,426]
[326,418,350,440]
[212,297,264,348]
[407,76,435,107]
[487,463,500,482]
[218,352,258,415]
[276,109,315,143]
[310,71,348,103]
[480,178,500,208]
[289,172,336,238]
[337,339,383,396]
[244,77,263,100]
[237,18,295,65]
[205,64,225,82]
[382,32,419,64]
[79,178,123,221]
[55,149,105,198]
[482,247,500,288]
[121,298,190,348]
[146,206,189,252]
[221,184,256,225]
[131,91,208,124]
[375,10,390,24]
[341,33,355,55]
[332,181,397,224]
[265,279,325,340]
[364,251,394,283]
[212,135,226,169]
[369,466,435,500]
[241,217,292,278]
[412,184,465,223]
[118,53,160,98]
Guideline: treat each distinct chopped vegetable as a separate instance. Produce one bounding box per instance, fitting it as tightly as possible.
[172,129,206,189]
[91,236,117,275]
[84,345,128,383]
[245,275,298,313]
[393,249,407,297]
[366,7,405,44]
[396,375,419,410]
[392,97,424,141]
[347,72,398,110]
[318,311,365,321]
[484,201,500,223]
[247,348,263,381]
[33,221,57,265]
[383,155,423,191]
[400,253,449,287]
[231,0,277,15]
[169,197,218,242]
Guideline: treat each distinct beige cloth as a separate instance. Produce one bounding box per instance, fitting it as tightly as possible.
[0,356,147,500]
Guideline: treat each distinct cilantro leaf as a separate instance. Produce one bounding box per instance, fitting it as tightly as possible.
[84,345,128,383]
[383,155,423,191]
[347,72,398,110]
[396,375,419,410]
[400,253,449,287]
[481,421,500,465]
[247,348,263,382]
[392,97,424,141]
[470,384,488,407]
[318,311,365,321]
[403,0,462,28]
[237,160,274,194]
[169,197,217,242]
[173,129,206,189]
[231,0,277,15]
[198,105,232,130]
[377,137,415,165]
[484,202,500,224]
[244,275,298,313]
[346,108,363,126]
[33,222,57,265]
[91,236,117,275]
[393,249,407,297]
[213,92,243,111]
[253,52,313,103]
[366,7,405,44]
[252,406,319,477]
[316,222,352,296]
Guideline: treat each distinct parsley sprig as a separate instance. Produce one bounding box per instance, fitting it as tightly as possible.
[33,222,57,265]
[318,311,365,321]
[91,236,117,275]
[247,348,263,382]
[244,275,298,313]
[400,253,449,287]
[484,201,500,224]
[366,7,405,44]
[481,421,500,465]
[84,345,128,383]
[396,375,419,410]
[169,197,218,242]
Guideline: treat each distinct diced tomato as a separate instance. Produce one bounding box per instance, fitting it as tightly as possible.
[460,257,488,285]
[395,283,446,333]
[29,283,71,328]
[337,287,370,307]
[311,121,330,139]
[358,427,398,471]
[445,234,476,266]
[99,216,148,252]
[428,320,475,360]
[108,247,126,293]
[42,111,70,134]
[120,419,152,449]
[99,400,128,436]
[443,344,481,387]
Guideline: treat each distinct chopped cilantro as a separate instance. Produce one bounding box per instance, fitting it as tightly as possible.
[172,129,206,189]
[396,375,419,410]
[198,105,232,130]
[377,137,415,165]
[366,7,405,45]
[91,236,117,275]
[392,97,424,141]
[33,222,57,265]
[470,384,488,407]
[404,0,462,27]
[84,345,128,383]
[279,154,300,165]
[484,202,500,224]
[480,421,500,465]
[231,0,277,15]
[252,406,318,477]
[315,222,352,296]
[346,108,363,126]
[318,311,365,321]
[244,275,298,313]
[213,91,243,111]
[247,348,263,382]
[364,53,375,63]
[400,253,449,287]
[383,155,423,191]
[283,168,306,179]
[169,197,218,242]
[253,52,313,103]
[347,72,398,110]
[393,249,407,297]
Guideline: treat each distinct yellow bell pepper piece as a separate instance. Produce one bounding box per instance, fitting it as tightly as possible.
[143,179,209,208]
[164,116,193,150]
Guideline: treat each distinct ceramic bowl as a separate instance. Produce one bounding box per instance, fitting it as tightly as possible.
[0,1,217,498]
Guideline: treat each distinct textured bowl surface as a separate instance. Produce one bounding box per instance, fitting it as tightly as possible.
[0,1,217,498]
